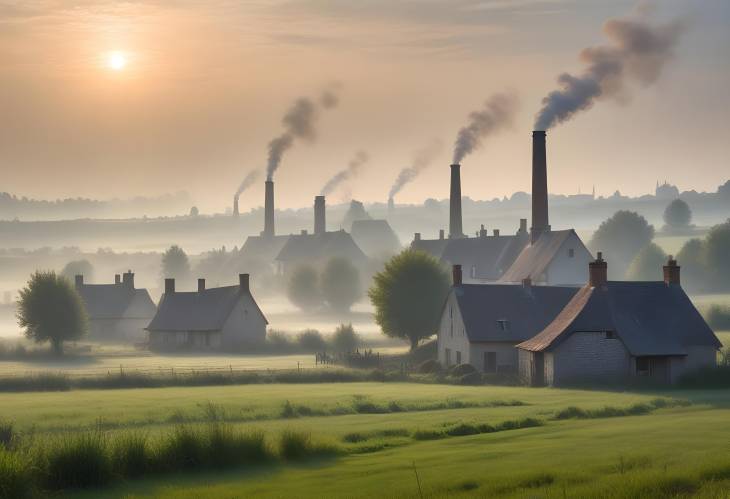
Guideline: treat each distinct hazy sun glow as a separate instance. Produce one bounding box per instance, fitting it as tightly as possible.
[106,51,128,71]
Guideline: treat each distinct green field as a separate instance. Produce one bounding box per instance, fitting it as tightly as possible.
[2,383,729,498]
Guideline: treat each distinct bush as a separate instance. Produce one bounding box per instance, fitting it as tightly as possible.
[330,324,359,353]
[297,329,327,353]
[417,359,442,374]
[153,426,206,471]
[41,432,113,489]
[589,211,655,278]
[663,199,692,228]
[320,257,362,312]
[457,372,483,386]
[450,363,478,376]
[287,265,322,311]
[0,422,13,450]
[265,330,295,353]
[626,243,667,281]
[278,430,339,460]
[206,425,267,468]
[445,423,480,437]
[0,450,32,499]
[111,433,149,478]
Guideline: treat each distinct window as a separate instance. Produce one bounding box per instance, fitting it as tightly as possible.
[497,319,510,331]
[636,357,651,376]
[484,352,497,373]
[605,331,615,340]
[445,348,451,366]
[456,351,462,365]
[568,248,575,258]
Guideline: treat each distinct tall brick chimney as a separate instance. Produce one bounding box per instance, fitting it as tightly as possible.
[663,255,680,285]
[452,264,462,287]
[314,195,326,235]
[263,180,275,238]
[122,270,134,288]
[165,278,175,294]
[239,273,250,293]
[589,252,608,288]
[449,164,464,239]
[531,131,550,243]
[233,195,240,218]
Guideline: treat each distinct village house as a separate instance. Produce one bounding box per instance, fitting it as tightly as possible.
[437,265,579,373]
[517,254,721,386]
[74,271,156,342]
[146,274,267,351]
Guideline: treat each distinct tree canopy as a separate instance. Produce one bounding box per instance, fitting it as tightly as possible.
[331,323,359,353]
[161,245,191,283]
[704,220,730,290]
[368,249,450,350]
[60,260,94,283]
[626,243,667,281]
[676,238,707,294]
[17,271,88,355]
[287,265,322,311]
[589,210,655,279]
[321,257,362,312]
[663,199,692,228]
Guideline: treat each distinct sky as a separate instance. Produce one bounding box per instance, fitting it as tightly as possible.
[1,0,729,212]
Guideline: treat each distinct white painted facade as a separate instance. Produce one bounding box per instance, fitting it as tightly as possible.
[540,232,592,285]
[221,293,267,347]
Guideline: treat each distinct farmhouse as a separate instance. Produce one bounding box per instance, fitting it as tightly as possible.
[146,274,267,350]
[74,271,156,342]
[517,254,721,386]
[350,219,401,257]
[437,265,579,373]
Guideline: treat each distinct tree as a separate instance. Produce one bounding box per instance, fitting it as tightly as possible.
[626,243,667,281]
[704,220,730,291]
[60,260,94,283]
[663,199,692,228]
[189,206,199,217]
[330,323,359,353]
[589,210,655,279]
[16,271,88,355]
[297,329,327,353]
[320,258,362,312]
[287,265,322,311]
[161,245,191,283]
[368,249,450,350]
[676,238,707,293]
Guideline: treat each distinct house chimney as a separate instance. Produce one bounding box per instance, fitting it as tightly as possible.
[519,218,527,234]
[74,275,83,287]
[493,229,500,237]
[198,278,206,292]
[522,277,532,288]
[479,224,487,238]
[414,232,421,241]
[452,264,462,287]
[165,278,175,294]
[663,255,680,285]
[314,195,326,235]
[263,180,275,238]
[239,273,250,293]
[115,274,121,285]
[233,195,240,218]
[531,131,550,244]
[439,229,445,240]
[589,252,608,288]
[449,164,464,239]
[122,270,134,288]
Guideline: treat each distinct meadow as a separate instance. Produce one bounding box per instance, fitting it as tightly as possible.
[2,383,729,498]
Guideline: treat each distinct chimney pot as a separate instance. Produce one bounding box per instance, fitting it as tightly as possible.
[239,273,250,293]
[522,277,532,288]
[519,218,527,234]
[198,278,206,292]
[663,255,681,285]
[479,224,487,238]
[115,274,121,285]
[74,275,83,287]
[449,164,464,239]
[452,264,462,287]
[301,229,308,235]
[165,278,175,294]
[414,232,421,241]
[589,252,608,288]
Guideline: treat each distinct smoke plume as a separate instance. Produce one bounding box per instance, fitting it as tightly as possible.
[388,139,443,200]
[452,92,519,164]
[534,11,685,131]
[234,170,260,201]
[320,150,369,196]
[266,86,341,180]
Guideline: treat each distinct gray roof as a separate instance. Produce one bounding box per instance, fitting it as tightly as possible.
[275,230,367,264]
[411,238,449,259]
[239,234,290,262]
[451,283,579,342]
[350,219,401,256]
[77,284,155,320]
[517,282,722,355]
[499,229,588,283]
[147,285,267,332]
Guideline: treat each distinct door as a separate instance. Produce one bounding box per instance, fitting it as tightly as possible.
[484,352,497,373]
[533,352,545,386]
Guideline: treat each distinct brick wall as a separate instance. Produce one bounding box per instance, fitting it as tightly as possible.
[550,331,631,385]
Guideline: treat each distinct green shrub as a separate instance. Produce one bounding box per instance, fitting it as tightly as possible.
[445,423,480,437]
[278,430,339,460]
[450,363,478,376]
[0,373,70,392]
[297,329,327,353]
[351,396,386,414]
[206,425,268,467]
[41,432,113,490]
[705,305,730,330]
[457,371,483,385]
[0,422,13,450]
[342,432,367,443]
[417,359,442,374]
[0,450,32,499]
[111,433,149,478]
[412,429,444,440]
[153,426,206,471]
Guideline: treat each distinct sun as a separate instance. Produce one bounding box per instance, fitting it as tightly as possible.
[106,51,128,71]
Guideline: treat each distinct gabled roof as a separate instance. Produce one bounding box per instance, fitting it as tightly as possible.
[350,219,401,256]
[517,282,722,355]
[451,283,579,342]
[499,229,587,283]
[239,234,290,261]
[76,284,155,320]
[275,230,367,263]
[441,234,528,281]
[411,238,449,259]
[146,285,267,332]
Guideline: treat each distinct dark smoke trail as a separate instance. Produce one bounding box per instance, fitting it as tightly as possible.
[320,150,369,196]
[534,10,685,131]
[388,140,443,200]
[266,86,341,180]
[452,92,519,164]
[234,170,260,199]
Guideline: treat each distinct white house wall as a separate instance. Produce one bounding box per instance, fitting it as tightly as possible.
[221,294,267,348]
[437,293,470,367]
[544,233,592,285]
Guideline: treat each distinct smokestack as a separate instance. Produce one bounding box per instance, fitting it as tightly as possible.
[239,273,250,293]
[115,274,121,285]
[531,131,550,243]
[589,252,608,288]
[449,164,464,239]
[314,195,326,235]
[165,278,175,294]
[198,278,206,292]
[663,255,680,285]
[75,275,83,287]
[233,195,240,218]
[479,225,487,238]
[263,180,275,238]
[452,264,462,287]
[122,270,134,288]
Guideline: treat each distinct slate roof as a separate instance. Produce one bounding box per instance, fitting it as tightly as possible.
[275,230,367,264]
[517,282,722,355]
[146,286,267,332]
[411,238,449,259]
[239,234,290,262]
[76,284,155,320]
[451,283,579,342]
[499,229,586,283]
[350,219,401,256]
